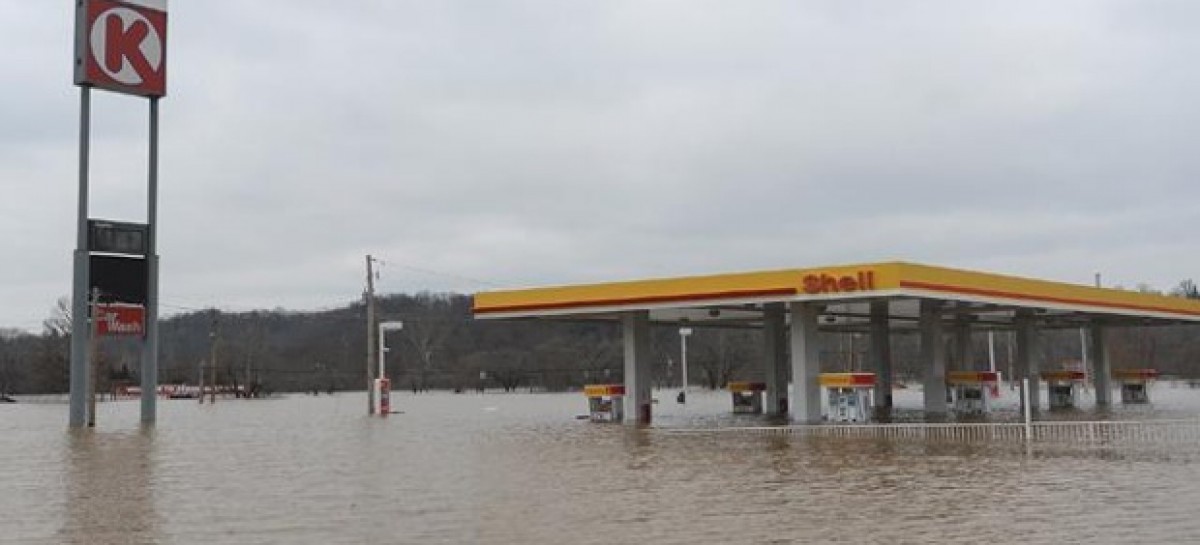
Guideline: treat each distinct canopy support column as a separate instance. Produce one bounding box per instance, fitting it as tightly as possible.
[1091,323,1112,406]
[763,303,788,415]
[789,302,822,424]
[869,301,893,417]
[622,311,652,425]
[920,299,948,419]
[1016,310,1041,414]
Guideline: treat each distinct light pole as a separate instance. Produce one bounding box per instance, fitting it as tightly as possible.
[378,321,404,380]
[679,327,693,403]
[377,321,403,415]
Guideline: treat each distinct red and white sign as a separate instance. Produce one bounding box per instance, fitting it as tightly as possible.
[76,0,168,98]
[96,304,146,336]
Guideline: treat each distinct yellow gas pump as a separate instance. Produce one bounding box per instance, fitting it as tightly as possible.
[727,381,766,414]
[583,384,625,423]
[1114,369,1157,404]
[1041,370,1086,409]
[947,371,999,416]
[819,373,875,423]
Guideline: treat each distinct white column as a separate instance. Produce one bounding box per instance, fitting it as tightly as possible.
[789,302,822,424]
[622,311,653,425]
[920,300,948,418]
[869,301,893,413]
[1015,311,1041,413]
[762,303,788,415]
[1091,323,1112,406]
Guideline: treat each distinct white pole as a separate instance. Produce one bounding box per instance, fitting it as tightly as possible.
[1022,377,1032,441]
[1079,328,1089,383]
[1007,331,1015,390]
[376,322,402,412]
[987,331,996,374]
[679,328,692,393]
[681,335,687,390]
[377,325,386,379]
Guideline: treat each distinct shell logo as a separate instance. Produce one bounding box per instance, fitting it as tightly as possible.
[802,270,877,295]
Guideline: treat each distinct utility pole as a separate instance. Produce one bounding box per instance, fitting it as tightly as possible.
[208,311,219,404]
[197,358,205,405]
[365,255,377,415]
[244,332,254,398]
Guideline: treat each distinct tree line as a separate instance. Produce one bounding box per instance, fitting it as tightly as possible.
[1,282,1198,396]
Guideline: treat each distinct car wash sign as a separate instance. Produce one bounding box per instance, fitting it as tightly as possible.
[75,0,167,97]
[96,304,146,336]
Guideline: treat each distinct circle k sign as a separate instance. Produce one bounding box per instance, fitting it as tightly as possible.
[75,0,168,98]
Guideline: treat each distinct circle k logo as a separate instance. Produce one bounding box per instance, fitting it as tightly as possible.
[90,6,163,86]
[78,0,168,97]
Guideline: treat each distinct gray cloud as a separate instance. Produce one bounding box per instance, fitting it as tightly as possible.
[3,0,1200,329]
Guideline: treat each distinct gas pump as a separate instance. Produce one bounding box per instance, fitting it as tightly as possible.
[819,373,875,423]
[728,381,766,414]
[583,384,625,423]
[1041,370,1086,410]
[1114,369,1157,404]
[947,371,999,416]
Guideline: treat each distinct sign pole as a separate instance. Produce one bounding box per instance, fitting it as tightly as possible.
[87,288,100,427]
[69,86,92,428]
[141,96,160,424]
[73,0,168,427]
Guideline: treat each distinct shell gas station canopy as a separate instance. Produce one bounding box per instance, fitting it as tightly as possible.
[472,261,1200,329]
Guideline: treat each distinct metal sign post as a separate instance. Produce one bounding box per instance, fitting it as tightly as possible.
[69,87,92,428]
[142,97,161,423]
[70,0,167,427]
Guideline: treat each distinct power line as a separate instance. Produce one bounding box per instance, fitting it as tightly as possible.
[374,259,505,289]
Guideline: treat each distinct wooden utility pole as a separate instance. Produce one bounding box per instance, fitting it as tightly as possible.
[208,311,218,404]
[366,255,377,415]
[197,358,205,404]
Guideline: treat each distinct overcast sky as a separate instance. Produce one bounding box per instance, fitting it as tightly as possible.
[3,1,1199,330]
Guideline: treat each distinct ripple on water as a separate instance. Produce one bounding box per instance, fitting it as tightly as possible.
[2,389,1200,543]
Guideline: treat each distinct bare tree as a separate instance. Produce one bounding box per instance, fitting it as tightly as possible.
[30,298,73,393]
[0,350,17,396]
[1173,279,1200,300]
[692,330,756,389]
[398,294,460,390]
[43,297,72,337]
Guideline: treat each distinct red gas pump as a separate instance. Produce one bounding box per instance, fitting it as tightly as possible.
[378,377,391,416]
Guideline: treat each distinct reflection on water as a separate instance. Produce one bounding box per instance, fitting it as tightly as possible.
[59,429,159,544]
[2,387,1200,544]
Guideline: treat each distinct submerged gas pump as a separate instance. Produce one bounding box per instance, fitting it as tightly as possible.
[374,377,391,416]
[728,381,766,414]
[947,371,1000,416]
[1114,369,1157,404]
[1041,370,1086,410]
[819,373,875,423]
[584,384,625,423]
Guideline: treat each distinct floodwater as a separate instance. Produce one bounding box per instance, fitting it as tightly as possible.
[4,385,1200,544]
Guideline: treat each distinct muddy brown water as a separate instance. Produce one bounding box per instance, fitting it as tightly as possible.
[4,385,1200,544]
